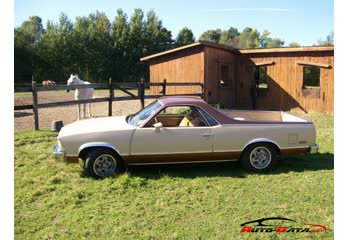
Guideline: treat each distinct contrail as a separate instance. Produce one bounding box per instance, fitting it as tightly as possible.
[201,8,289,12]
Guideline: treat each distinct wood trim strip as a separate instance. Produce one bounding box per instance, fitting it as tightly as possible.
[65,156,79,163]
[280,147,309,156]
[255,61,275,66]
[123,151,241,164]
[297,61,332,69]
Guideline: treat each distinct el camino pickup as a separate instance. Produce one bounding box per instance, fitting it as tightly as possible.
[53,96,319,178]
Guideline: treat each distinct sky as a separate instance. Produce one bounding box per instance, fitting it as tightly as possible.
[14,0,334,46]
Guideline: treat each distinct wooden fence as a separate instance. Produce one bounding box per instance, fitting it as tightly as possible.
[14,78,204,130]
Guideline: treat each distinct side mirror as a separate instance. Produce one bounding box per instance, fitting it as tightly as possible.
[153,122,163,132]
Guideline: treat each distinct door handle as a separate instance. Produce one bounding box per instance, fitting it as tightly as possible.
[202,134,212,137]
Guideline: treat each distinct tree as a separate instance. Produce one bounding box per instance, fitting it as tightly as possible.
[288,42,301,47]
[219,27,240,47]
[259,29,284,48]
[175,27,195,47]
[237,27,260,49]
[317,31,334,46]
[199,29,222,43]
[111,9,131,81]
[14,16,44,81]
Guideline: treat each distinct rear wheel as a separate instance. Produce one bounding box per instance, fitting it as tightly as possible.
[84,148,124,179]
[240,143,277,172]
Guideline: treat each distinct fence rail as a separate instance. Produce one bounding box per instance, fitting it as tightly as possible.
[14,78,204,130]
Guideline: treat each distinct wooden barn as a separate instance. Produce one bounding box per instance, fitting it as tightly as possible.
[140,41,334,114]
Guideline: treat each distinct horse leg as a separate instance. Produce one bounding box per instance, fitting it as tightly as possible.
[83,104,87,119]
[87,103,92,118]
[77,104,81,120]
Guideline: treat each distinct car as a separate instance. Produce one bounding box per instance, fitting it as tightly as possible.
[53,96,319,178]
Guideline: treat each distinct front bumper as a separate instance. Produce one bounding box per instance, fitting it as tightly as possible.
[53,144,65,161]
[309,144,319,154]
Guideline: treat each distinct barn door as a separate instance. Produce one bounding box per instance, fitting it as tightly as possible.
[218,62,233,107]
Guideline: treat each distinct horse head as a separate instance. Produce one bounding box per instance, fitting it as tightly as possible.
[66,74,79,92]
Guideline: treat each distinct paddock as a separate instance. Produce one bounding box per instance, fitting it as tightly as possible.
[14,91,155,130]
[14,79,204,130]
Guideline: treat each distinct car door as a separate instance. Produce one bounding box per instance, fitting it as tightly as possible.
[129,106,213,163]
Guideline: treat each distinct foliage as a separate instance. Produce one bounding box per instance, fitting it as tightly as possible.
[303,66,320,89]
[14,9,333,84]
[199,27,284,49]
[175,27,195,47]
[199,29,222,43]
[288,41,301,47]
[14,9,173,83]
[316,31,334,46]
[14,113,333,239]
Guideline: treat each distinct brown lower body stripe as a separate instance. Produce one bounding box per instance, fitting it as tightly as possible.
[280,147,310,156]
[123,151,241,164]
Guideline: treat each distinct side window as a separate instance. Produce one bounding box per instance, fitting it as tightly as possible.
[303,66,320,90]
[145,106,208,127]
[197,108,219,126]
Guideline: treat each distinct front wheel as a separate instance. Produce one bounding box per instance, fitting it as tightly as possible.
[240,143,277,172]
[84,148,124,179]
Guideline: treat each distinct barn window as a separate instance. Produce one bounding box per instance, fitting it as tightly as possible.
[220,64,231,87]
[303,66,320,90]
[256,66,268,89]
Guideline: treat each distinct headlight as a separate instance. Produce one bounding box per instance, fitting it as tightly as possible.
[57,139,64,151]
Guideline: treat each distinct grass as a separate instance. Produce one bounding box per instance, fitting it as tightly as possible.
[14,113,333,239]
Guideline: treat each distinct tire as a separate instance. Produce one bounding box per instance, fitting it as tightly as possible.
[240,143,277,172]
[84,148,124,179]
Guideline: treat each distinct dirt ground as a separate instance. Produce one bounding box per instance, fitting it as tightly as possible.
[14,91,155,130]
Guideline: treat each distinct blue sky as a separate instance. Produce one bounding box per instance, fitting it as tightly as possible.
[14,0,334,46]
[14,0,333,46]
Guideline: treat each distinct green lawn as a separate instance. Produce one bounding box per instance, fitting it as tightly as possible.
[14,113,333,239]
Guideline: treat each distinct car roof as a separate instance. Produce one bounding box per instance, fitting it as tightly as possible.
[158,96,205,105]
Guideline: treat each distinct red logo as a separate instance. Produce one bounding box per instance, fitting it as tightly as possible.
[240,217,327,234]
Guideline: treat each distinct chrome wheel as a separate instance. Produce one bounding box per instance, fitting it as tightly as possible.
[93,154,117,177]
[249,146,272,169]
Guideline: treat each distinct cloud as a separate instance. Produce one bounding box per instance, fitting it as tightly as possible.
[201,8,289,13]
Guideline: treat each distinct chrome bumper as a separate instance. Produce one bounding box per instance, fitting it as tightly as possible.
[53,144,65,161]
[309,144,319,154]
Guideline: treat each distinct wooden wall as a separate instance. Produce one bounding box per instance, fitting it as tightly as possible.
[204,46,236,106]
[145,44,334,114]
[149,46,205,95]
[236,50,334,114]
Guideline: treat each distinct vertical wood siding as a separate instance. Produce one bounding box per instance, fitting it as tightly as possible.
[237,51,334,114]
[146,44,333,114]
[149,46,205,95]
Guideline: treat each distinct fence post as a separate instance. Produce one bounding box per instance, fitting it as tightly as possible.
[162,79,167,96]
[108,78,114,116]
[139,78,145,109]
[32,78,39,130]
[200,83,204,99]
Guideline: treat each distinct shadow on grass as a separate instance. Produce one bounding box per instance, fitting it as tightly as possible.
[124,152,334,179]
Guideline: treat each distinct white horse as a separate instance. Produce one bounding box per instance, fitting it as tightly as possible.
[66,74,94,120]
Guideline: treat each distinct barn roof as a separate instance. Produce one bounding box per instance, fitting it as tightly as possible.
[140,42,334,61]
[240,46,334,54]
[140,40,239,61]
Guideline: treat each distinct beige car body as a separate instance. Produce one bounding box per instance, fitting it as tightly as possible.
[54,97,318,165]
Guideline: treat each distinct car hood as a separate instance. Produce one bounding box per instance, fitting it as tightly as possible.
[58,116,135,137]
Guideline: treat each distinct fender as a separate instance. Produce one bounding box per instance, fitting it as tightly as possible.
[242,138,281,151]
[78,142,119,155]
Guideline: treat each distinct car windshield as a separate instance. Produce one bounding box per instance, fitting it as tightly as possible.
[128,100,162,126]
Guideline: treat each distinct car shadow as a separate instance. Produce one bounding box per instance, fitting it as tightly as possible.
[124,152,334,179]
